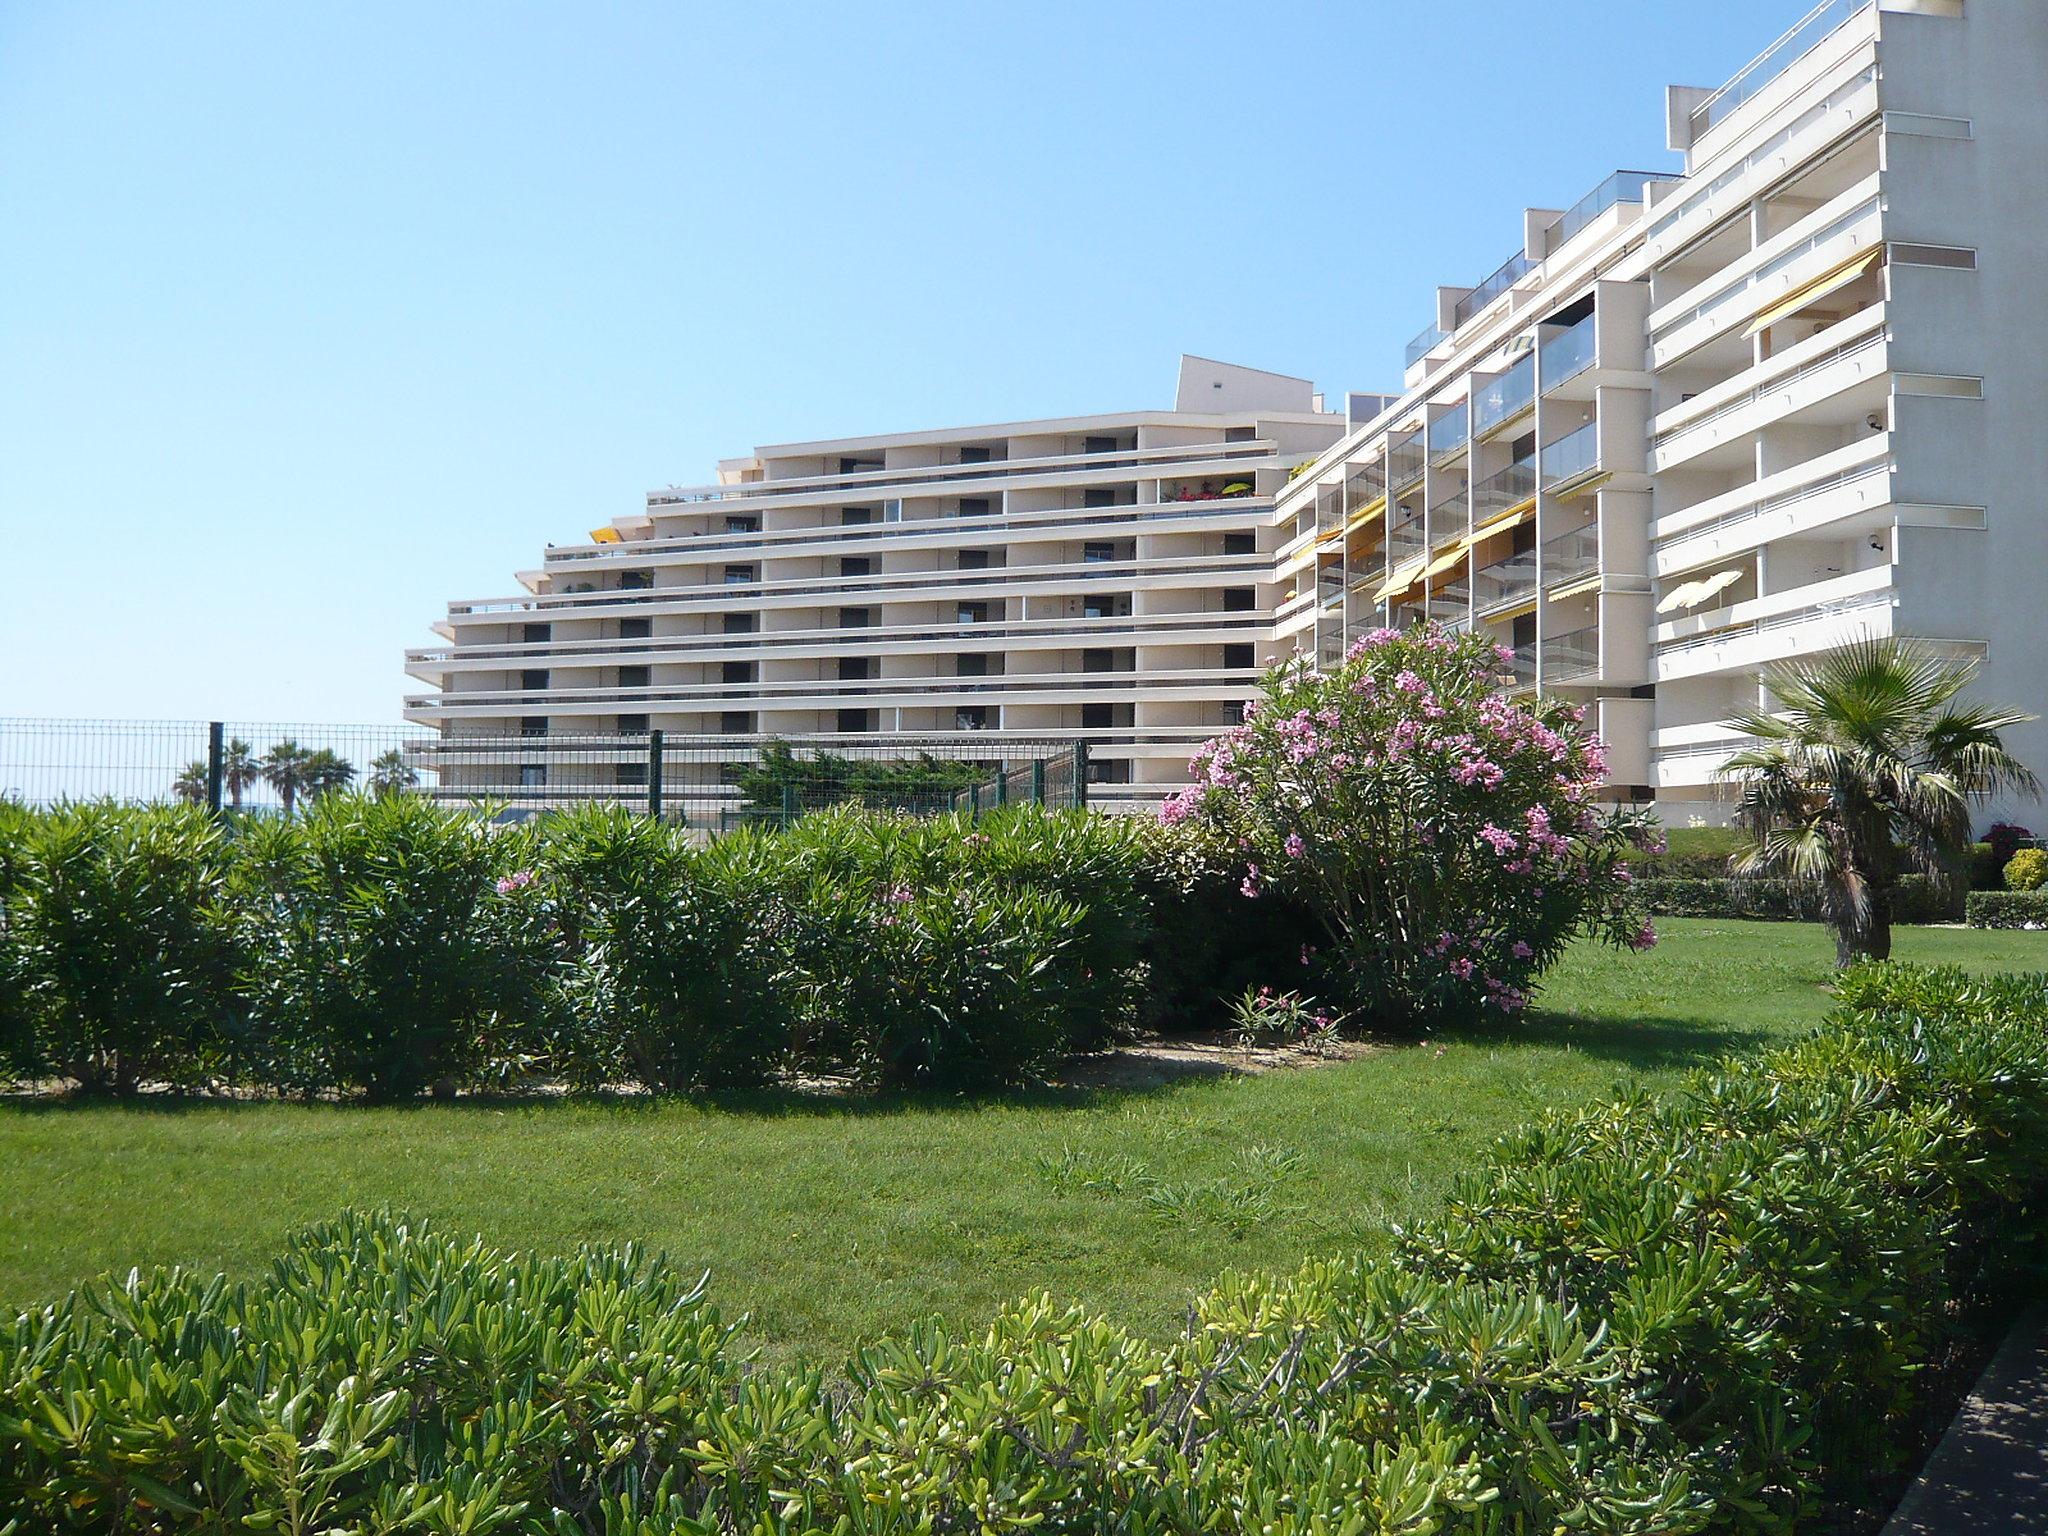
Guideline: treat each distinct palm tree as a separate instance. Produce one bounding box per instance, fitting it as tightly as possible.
[1718,637,2038,966]
[222,737,259,810]
[172,761,208,805]
[260,739,314,816]
[368,748,418,799]
[303,748,357,802]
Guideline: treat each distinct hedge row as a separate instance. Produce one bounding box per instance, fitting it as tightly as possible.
[1967,889,2048,928]
[3,962,2042,1533]
[1639,871,1964,923]
[0,797,1274,1099]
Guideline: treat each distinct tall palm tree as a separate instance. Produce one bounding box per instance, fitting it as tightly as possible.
[172,761,208,805]
[303,749,356,801]
[260,739,314,816]
[368,748,418,799]
[1718,637,2037,966]
[222,737,259,810]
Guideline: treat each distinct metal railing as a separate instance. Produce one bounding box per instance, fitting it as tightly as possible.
[1653,193,1881,342]
[1652,330,1886,449]
[1657,594,1890,660]
[1688,0,1875,142]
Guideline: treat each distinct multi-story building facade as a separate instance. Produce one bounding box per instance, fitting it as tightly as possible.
[406,357,1344,811]
[1275,0,2046,823]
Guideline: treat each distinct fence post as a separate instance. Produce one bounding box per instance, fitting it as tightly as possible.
[205,722,225,817]
[969,783,981,818]
[780,782,797,826]
[995,766,1009,808]
[646,729,664,820]
[1072,742,1090,808]
[1032,758,1046,806]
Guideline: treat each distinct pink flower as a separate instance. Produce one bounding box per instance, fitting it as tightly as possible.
[1284,832,1307,859]
[1394,669,1426,695]
[1511,940,1534,959]
[1479,823,1518,855]
[885,883,914,905]
[1448,957,1476,980]
[1300,944,1317,966]
[495,870,535,895]
[1628,922,1659,951]
[1240,863,1263,899]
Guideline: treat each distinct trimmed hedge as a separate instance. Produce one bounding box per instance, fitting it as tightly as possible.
[3,964,2043,1533]
[1968,889,2048,929]
[1640,871,1964,924]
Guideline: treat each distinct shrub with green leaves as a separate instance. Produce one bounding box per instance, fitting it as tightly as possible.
[2005,845,2048,892]
[1968,889,2048,929]
[1,801,238,1094]
[1168,623,1659,1022]
[232,794,533,1099]
[5,964,2041,1532]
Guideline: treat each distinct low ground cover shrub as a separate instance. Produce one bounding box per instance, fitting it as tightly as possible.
[1968,889,2048,928]
[4,963,2040,1532]
[1167,623,1657,1022]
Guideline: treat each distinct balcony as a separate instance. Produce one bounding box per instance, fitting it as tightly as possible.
[1504,644,1537,689]
[1654,567,1895,682]
[1540,423,1600,488]
[1454,251,1537,329]
[1387,433,1426,495]
[1543,525,1600,590]
[1473,355,1535,439]
[1539,315,1595,392]
[1474,548,1538,615]
[1546,169,1677,251]
[1428,410,1469,464]
[1386,516,1426,566]
[1652,315,1888,473]
[1472,456,1537,525]
[1406,324,1448,369]
[1653,439,1891,575]
[1541,626,1600,685]
[1686,0,1875,143]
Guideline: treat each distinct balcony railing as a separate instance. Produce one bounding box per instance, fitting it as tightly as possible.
[1454,251,1537,329]
[1504,644,1537,688]
[1472,456,1537,524]
[1542,626,1600,684]
[1473,355,1535,438]
[1540,423,1600,487]
[1539,315,1596,391]
[1406,324,1448,368]
[1428,410,1470,462]
[1543,525,1600,589]
[1387,517,1426,565]
[1547,169,1677,250]
[1474,549,1538,614]
[1387,433,1426,494]
[1688,0,1875,141]
[1653,192,1880,343]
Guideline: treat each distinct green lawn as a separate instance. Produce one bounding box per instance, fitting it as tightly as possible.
[3,919,2041,1360]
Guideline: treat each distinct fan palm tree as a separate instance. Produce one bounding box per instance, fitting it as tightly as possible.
[260,739,314,816]
[303,749,356,802]
[222,737,259,810]
[1718,637,2037,966]
[172,761,208,805]
[367,748,418,799]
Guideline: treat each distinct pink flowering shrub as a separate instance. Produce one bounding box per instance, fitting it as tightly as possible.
[1164,624,1659,1022]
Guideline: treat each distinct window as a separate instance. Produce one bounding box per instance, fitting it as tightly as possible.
[521,715,550,738]
[617,571,652,591]
[840,556,872,577]
[839,606,873,628]
[1896,373,1984,398]
[618,665,649,689]
[957,496,991,518]
[1082,593,1130,620]
[1221,587,1257,612]
[723,564,755,584]
[619,617,650,640]
[1084,435,1118,454]
[839,456,883,475]
[836,708,870,732]
[520,764,548,788]
[724,515,760,534]
[1083,488,1120,509]
[1081,648,1117,674]
[1883,111,1973,140]
[957,601,990,624]
[1889,242,1977,269]
[1081,703,1114,729]
[1083,541,1116,563]
[838,656,871,681]
[519,668,549,691]
[958,548,991,571]
[1223,643,1255,669]
[1089,759,1133,785]
[721,661,754,684]
[615,762,646,786]
[1223,532,1257,556]
[719,711,754,734]
[958,445,992,464]
[722,613,756,634]
[841,506,875,525]
[521,622,551,643]
[1224,425,1256,443]
[956,652,992,677]
[955,706,992,730]
[616,713,649,735]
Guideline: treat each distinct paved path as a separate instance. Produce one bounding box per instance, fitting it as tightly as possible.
[1882,1307,2048,1533]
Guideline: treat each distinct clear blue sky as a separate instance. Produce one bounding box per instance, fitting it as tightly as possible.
[1,0,1803,726]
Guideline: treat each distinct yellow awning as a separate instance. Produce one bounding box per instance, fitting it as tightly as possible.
[1344,494,1388,534]
[1472,503,1535,542]
[1744,248,1882,338]
[1423,543,1470,582]
[589,527,622,544]
[1372,555,1428,603]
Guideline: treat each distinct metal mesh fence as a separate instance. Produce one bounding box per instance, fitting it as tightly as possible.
[0,719,1087,833]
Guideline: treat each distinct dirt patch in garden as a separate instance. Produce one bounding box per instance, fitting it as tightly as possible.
[1050,1030,1382,1092]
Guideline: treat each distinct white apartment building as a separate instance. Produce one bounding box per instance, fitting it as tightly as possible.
[1275,0,2047,824]
[406,357,1345,811]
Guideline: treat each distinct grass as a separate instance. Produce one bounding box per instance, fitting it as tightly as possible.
[2,919,2041,1361]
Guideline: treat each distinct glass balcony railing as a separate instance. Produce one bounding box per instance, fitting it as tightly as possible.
[1543,525,1600,588]
[1454,251,1537,329]
[1540,423,1600,486]
[1688,0,1874,142]
[1504,643,1537,688]
[1428,410,1469,462]
[1539,315,1596,390]
[1472,456,1537,524]
[1387,433,1426,494]
[1541,626,1601,684]
[1473,355,1536,438]
[1474,548,1538,613]
[1547,169,1678,249]
[1406,324,1448,368]
[1387,516,1426,566]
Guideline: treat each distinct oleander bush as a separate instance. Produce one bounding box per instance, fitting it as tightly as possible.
[1968,889,2048,928]
[5,963,2042,1533]
[0,801,239,1094]
[1167,623,1658,1022]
